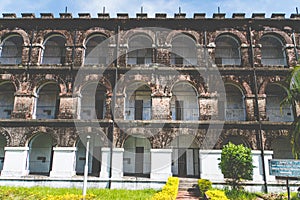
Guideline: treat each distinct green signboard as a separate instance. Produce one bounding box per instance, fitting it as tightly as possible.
[269,159,300,178]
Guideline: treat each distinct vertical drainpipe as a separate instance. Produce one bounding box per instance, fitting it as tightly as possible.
[292,30,299,62]
[248,25,268,193]
[108,25,120,189]
[72,30,76,71]
[27,29,34,69]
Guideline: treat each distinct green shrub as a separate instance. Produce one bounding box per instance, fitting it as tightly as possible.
[198,179,212,196]
[152,177,179,200]
[205,189,229,200]
[218,142,254,189]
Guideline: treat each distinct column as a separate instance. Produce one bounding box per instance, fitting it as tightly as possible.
[150,149,172,180]
[252,150,264,183]
[50,147,77,177]
[100,147,110,178]
[199,150,224,181]
[1,147,29,177]
[111,148,124,178]
[151,96,171,120]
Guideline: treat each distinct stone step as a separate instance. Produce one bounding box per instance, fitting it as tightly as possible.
[178,178,199,191]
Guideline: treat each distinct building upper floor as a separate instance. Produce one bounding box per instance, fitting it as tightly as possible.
[0,70,296,123]
[0,12,300,68]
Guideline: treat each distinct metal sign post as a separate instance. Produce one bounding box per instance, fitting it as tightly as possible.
[83,135,91,198]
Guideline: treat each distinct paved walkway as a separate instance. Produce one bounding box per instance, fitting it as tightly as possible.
[176,189,200,200]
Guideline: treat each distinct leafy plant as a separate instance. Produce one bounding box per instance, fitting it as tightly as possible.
[151,177,179,200]
[205,189,228,200]
[218,142,254,189]
[280,66,300,159]
[198,179,212,196]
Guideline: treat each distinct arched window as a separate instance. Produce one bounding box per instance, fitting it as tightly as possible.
[225,84,245,121]
[215,35,241,66]
[266,84,293,122]
[84,35,108,65]
[168,135,199,177]
[80,83,106,120]
[0,83,15,119]
[123,135,151,177]
[260,35,286,66]
[36,83,60,119]
[125,83,151,120]
[0,35,23,65]
[0,134,7,171]
[75,133,103,176]
[42,35,66,64]
[127,35,153,65]
[170,82,199,120]
[171,35,197,65]
[28,133,54,175]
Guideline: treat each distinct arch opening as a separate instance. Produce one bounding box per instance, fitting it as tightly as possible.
[42,36,66,65]
[35,83,60,119]
[215,35,241,66]
[28,133,54,175]
[0,35,23,65]
[125,83,151,120]
[168,135,199,178]
[0,83,15,119]
[170,82,199,121]
[123,135,151,177]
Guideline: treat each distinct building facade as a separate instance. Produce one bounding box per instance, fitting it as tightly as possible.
[0,12,299,190]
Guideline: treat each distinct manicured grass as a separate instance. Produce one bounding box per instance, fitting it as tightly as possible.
[0,186,158,200]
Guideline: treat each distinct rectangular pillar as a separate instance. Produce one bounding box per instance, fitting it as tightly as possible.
[1,147,29,177]
[199,150,224,181]
[100,147,110,178]
[111,148,124,178]
[50,147,77,177]
[252,150,276,183]
[150,149,172,181]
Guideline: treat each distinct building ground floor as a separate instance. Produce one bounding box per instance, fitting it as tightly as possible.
[0,122,297,192]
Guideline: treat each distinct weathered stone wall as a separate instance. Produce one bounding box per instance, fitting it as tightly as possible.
[0,15,298,151]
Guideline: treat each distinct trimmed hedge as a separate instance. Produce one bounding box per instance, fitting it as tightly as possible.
[152,177,179,200]
[198,179,212,195]
[205,189,229,200]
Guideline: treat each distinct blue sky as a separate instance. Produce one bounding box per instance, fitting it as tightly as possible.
[1,0,300,18]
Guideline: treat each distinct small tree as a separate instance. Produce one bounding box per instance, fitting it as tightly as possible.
[280,66,300,159]
[218,142,254,189]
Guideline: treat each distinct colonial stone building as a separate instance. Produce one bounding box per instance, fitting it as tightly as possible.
[0,12,298,190]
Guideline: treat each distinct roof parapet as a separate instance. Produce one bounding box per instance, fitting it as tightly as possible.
[194,13,206,19]
[21,13,35,18]
[117,13,129,19]
[59,13,72,19]
[271,13,285,19]
[136,13,147,19]
[213,13,226,19]
[155,13,167,19]
[174,13,186,18]
[2,13,16,18]
[2,12,300,19]
[78,13,91,18]
[98,13,110,19]
[252,13,265,19]
[290,14,300,19]
[232,13,245,19]
[40,13,54,19]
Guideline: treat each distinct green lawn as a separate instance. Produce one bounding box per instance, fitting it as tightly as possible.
[0,186,158,200]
